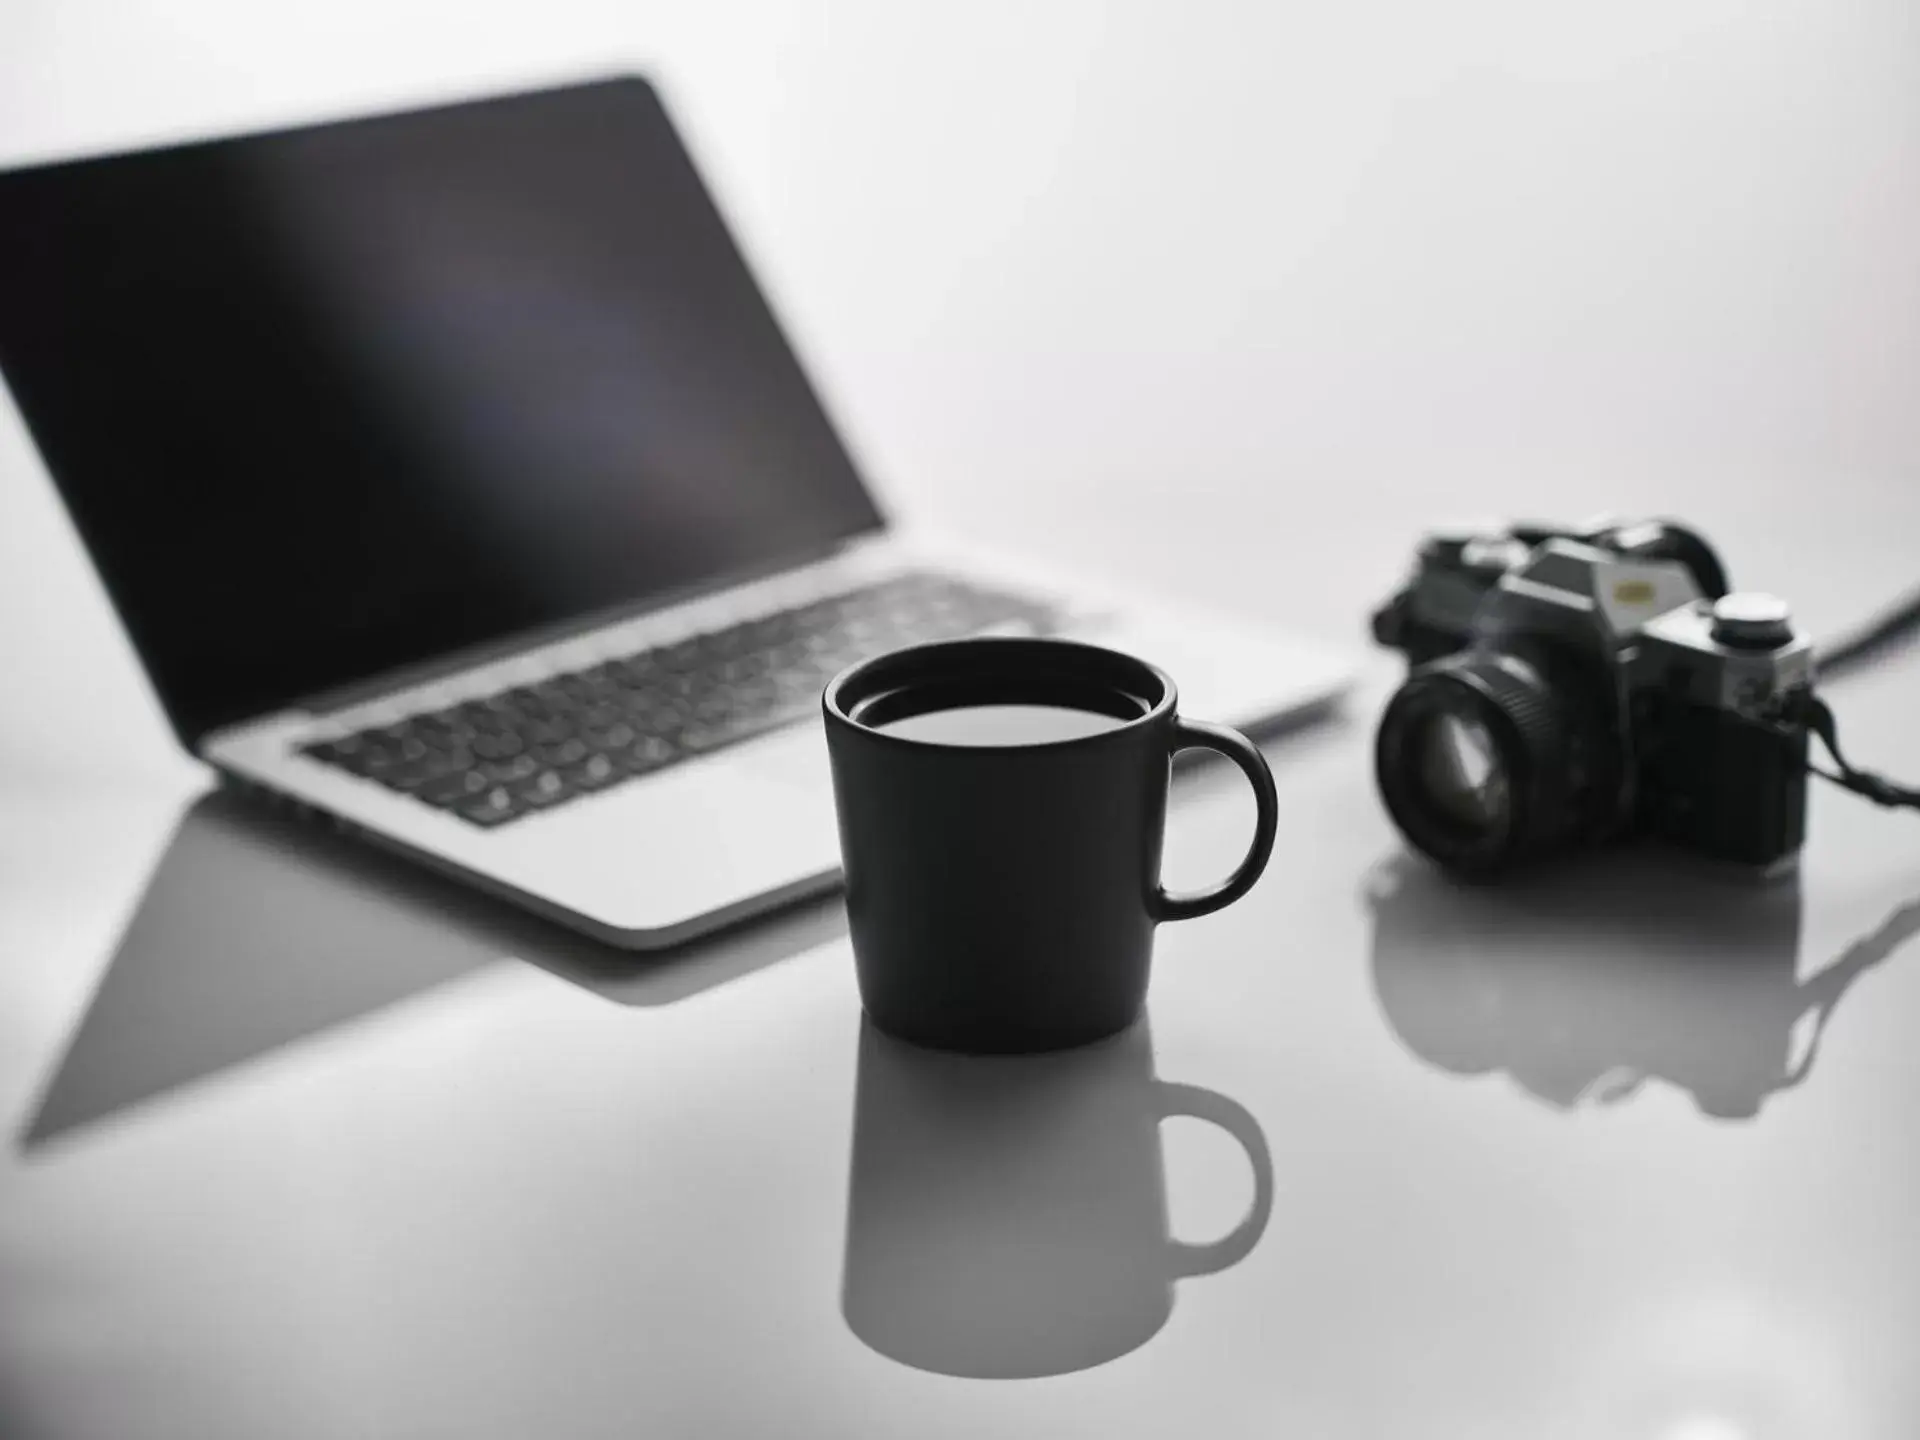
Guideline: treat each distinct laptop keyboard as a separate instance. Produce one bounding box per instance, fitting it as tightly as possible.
[300,571,1058,828]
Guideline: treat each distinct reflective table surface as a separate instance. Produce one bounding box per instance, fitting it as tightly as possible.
[6,659,1920,1439]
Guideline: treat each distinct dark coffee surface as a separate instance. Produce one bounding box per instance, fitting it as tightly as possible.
[872,704,1130,747]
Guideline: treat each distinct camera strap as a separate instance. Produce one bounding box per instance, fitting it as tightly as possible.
[1803,695,1920,811]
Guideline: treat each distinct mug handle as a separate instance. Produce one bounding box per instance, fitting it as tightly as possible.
[1156,1080,1276,1279]
[1152,718,1280,922]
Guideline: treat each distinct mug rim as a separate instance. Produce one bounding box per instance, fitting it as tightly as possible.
[822,636,1178,755]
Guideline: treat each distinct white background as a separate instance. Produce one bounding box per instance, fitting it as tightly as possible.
[2,0,1916,781]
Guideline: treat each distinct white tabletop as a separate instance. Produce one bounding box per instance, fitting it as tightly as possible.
[4,640,1920,1438]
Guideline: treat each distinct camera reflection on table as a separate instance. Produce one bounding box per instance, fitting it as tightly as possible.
[1364,851,1920,1119]
[841,1017,1273,1380]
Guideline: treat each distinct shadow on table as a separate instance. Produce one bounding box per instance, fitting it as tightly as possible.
[20,786,846,1151]
[1363,850,1920,1120]
[841,1016,1273,1379]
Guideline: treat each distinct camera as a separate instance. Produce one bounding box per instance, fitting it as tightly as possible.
[1370,518,1813,877]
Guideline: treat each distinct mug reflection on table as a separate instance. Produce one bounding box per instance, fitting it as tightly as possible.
[841,1018,1273,1379]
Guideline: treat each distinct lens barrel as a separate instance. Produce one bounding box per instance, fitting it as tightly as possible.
[1375,648,1610,875]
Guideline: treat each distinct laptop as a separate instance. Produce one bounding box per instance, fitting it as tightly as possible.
[0,75,1352,947]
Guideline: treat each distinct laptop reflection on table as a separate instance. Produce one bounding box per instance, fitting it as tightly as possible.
[20,787,845,1150]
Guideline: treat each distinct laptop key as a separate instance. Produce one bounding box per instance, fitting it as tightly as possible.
[615,736,679,774]
[524,716,578,747]
[534,737,590,768]
[585,722,639,752]
[472,732,524,761]
[482,754,542,785]
[630,697,693,733]
[418,769,493,808]
[384,761,444,793]
[654,640,703,673]
[456,787,523,827]
[512,770,572,809]
[564,754,621,792]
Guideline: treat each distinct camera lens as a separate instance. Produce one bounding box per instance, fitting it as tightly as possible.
[1375,649,1611,875]
[1412,711,1511,833]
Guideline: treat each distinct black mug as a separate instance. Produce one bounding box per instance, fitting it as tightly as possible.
[841,1018,1274,1378]
[823,636,1279,1052]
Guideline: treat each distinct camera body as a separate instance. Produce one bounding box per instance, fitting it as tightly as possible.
[1371,518,1813,876]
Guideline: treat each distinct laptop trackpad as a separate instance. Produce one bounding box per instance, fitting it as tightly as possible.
[513,722,839,938]
[730,722,834,794]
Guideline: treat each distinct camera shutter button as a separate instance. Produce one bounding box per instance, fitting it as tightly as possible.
[1711,592,1792,649]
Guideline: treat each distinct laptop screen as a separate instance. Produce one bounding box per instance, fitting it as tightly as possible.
[0,76,884,746]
